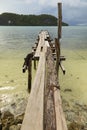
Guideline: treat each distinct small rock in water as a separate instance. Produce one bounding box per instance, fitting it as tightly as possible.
[68,121,84,130]
[0,110,24,130]
[10,80,14,83]
[5,75,8,77]
[1,111,14,119]
[14,113,24,124]
[11,103,16,109]
[75,101,83,107]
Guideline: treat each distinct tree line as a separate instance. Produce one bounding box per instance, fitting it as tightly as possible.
[0,13,68,26]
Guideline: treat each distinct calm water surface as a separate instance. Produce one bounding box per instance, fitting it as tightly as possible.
[0,26,87,56]
[0,26,87,107]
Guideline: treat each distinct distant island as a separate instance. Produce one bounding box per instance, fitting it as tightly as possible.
[0,13,69,26]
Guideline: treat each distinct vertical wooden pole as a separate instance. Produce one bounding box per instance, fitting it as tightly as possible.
[28,58,32,93]
[58,3,62,39]
[55,3,62,75]
[55,38,60,75]
[34,59,36,70]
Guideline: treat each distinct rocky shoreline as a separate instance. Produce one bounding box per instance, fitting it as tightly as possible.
[62,98,87,130]
[0,111,24,130]
[0,94,28,130]
[0,97,87,130]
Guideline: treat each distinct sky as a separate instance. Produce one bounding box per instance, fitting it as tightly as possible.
[0,0,87,25]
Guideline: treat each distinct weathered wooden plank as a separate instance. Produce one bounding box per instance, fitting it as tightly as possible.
[46,47,59,87]
[21,30,67,130]
[54,89,68,130]
[21,33,48,130]
[21,52,46,130]
[34,31,49,58]
[44,86,56,130]
[44,47,67,130]
[44,47,58,130]
[34,32,45,58]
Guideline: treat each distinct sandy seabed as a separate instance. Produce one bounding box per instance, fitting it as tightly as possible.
[0,48,87,129]
[0,48,87,108]
[60,49,87,105]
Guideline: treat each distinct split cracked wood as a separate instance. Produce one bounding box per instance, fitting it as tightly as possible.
[21,30,67,130]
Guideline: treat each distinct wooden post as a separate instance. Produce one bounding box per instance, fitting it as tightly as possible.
[58,3,62,39]
[28,58,32,93]
[55,38,60,75]
[34,59,36,70]
[59,62,65,74]
[55,3,62,75]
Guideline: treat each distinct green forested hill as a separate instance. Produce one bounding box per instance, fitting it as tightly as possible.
[0,13,68,26]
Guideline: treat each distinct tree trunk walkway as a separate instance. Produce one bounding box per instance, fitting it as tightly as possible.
[21,30,68,130]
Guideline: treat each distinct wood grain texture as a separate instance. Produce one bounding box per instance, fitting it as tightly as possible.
[21,31,67,130]
[21,53,46,130]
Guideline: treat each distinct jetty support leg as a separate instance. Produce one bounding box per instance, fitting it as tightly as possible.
[28,58,32,93]
[55,38,60,75]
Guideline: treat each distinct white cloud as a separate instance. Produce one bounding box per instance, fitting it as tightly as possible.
[38,0,58,7]
[0,0,87,25]
[24,0,61,7]
[25,0,36,4]
[62,0,87,7]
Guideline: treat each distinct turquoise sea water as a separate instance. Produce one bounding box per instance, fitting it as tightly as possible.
[0,26,87,107]
[0,26,87,52]
[0,26,87,58]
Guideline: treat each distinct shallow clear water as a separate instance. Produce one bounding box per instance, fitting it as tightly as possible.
[0,26,87,56]
[0,26,87,107]
[0,26,56,53]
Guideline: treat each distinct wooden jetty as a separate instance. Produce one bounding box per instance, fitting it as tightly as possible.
[21,3,68,130]
[21,30,67,130]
